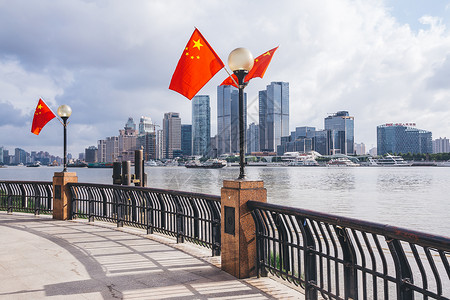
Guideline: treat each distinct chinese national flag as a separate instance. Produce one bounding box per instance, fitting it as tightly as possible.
[31,98,56,135]
[169,29,224,100]
[221,46,279,88]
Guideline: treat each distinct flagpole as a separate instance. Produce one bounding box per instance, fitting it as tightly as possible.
[222,67,239,87]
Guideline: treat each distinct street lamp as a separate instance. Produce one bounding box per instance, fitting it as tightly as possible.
[57,105,72,172]
[228,48,254,180]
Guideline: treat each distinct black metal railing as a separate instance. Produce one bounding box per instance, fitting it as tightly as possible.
[0,181,53,214]
[248,201,450,300]
[68,183,221,256]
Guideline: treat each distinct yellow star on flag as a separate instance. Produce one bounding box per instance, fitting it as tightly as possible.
[38,104,42,110]
[193,39,203,50]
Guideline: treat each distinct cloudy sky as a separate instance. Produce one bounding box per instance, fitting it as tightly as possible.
[1,0,450,156]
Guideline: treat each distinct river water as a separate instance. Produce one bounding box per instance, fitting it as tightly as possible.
[1,165,449,236]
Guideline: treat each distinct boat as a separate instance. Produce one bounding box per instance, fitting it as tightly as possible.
[26,162,41,167]
[87,162,114,168]
[67,162,88,168]
[144,160,158,167]
[288,159,319,166]
[185,159,226,169]
[327,157,360,167]
[438,160,450,167]
[374,154,411,166]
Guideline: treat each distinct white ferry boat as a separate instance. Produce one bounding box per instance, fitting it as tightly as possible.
[373,154,412,166]
[327,157,360,167]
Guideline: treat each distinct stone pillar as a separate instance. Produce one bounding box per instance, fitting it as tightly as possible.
[221,180,266,279]
[53,172,78,220]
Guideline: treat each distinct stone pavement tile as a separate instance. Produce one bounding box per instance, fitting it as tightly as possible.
[0,213,306,299]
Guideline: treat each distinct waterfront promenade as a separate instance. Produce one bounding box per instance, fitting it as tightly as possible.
[0,212,303,300]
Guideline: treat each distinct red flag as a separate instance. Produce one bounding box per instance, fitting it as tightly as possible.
[221,46,279,88]
[169,29,224,100]
[31,98,56,135]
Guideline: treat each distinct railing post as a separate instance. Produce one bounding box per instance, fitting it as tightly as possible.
[207,200,221,256]
[297,216,318,300]
[174,195,184,244]
[33,184,40,215]
[20,185,26,209]
[335,226,358,299]
[221,180,267,279]
[273,213,290,273]
[88,187,94,222]
[6,183,13,214]
[100,189,108,217]
[387,237,414,300]
[144,193,154,234]
[115,189,123,227]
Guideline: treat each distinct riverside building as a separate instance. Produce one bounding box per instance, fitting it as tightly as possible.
[192,95,211,156]
[377,123,432,155]
[259,82,289,152]
[324,111,354,155]
[163,112,181,159]
[217,85,247,155]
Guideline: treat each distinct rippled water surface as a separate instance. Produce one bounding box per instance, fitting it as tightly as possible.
[1,166,449,236]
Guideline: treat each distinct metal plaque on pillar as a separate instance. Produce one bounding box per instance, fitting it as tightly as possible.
[224,206,235,235]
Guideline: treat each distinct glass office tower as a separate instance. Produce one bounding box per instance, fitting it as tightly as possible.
[259,82,289,152]
[192,95,210,156]
[217,85,247,155]
[377,123,432,155]
[324,111,354,155]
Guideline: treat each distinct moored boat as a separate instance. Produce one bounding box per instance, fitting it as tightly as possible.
[374,154,411,166]
[185,159,226,169]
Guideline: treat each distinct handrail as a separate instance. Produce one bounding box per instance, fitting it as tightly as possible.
[0,181,53,214]
[68,182,221,256]
[248,200,450,300]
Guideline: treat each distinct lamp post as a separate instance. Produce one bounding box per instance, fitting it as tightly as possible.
[57,105,72,172]
[228,48,254,180]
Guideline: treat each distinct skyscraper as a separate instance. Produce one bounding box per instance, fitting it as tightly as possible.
[217,85,247,155]
[119,118,138,162]
[259,82,289,152]
[98,136,119,162]
[324,111,354,155]
[137,116,157,161]
[85,146,98,163]
[247,122,260,153]
[181,124,192,157]
[163,112,181,159]
[377,123,432,155]
[192,95,211,156]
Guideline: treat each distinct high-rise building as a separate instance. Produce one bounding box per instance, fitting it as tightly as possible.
[138,116,154,135]
[217,85,247,155]
[119,118,138,162]
[137,116,157,161]
[156,129,164,159]
[433,137,450,153]
[324,111,354,155]
[163,112,181,159]
[0,146,3,164]
[85,146,98,163]
[192,95,211,156]
[259,82,289,152]
[377,123,432,155]
[14,148,27,165]
[355,143,366,155]
[98,136,119,162]
[125,117,136,131]
[247,122,260,153]
[181,124,192,157]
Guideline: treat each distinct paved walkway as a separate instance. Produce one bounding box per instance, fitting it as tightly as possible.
[0,212,304,299]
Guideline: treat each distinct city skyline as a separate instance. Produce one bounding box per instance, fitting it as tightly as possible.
[1,1,450,156]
